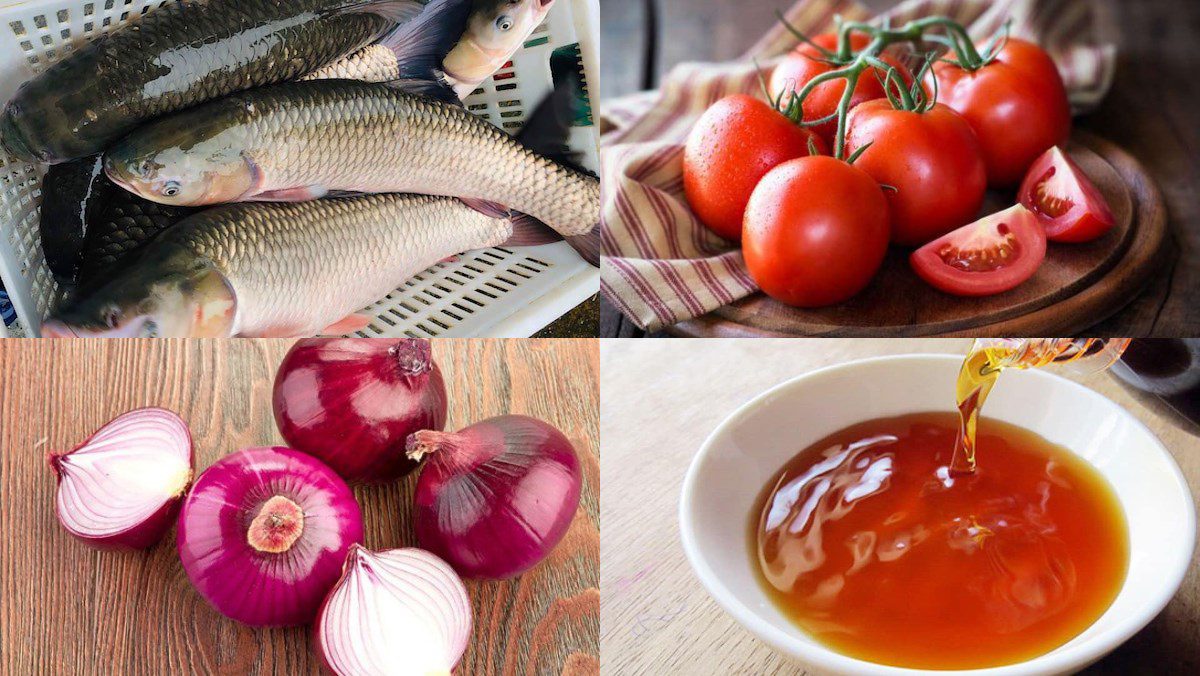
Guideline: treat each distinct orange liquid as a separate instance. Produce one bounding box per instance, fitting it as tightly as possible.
[752,412,1128,670]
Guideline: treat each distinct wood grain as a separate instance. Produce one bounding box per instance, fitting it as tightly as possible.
[0,339,599,676]
[600,0,1200,337]
[600,339,1200,675]
[669,134,1166,337]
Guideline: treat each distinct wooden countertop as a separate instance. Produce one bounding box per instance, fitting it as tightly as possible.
[0,339,599,675]
[599,339,1199,674]
[600,0,1200,337]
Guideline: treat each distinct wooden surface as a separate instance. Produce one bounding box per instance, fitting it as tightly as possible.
[670,133,1167,337]
[0,339,599,676]
[599,339,1200,674]
[600,0,1200,337]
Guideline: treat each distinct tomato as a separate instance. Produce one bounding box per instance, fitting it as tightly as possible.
[1018,146,1115,243]
[845,99,987,246]
[910,204,1046,296]
[743,156,890,306]
[927,38,1071,187]
[770,33,912,142]
[682,94,826,241]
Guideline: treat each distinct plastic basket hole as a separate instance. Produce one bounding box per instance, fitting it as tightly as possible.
[464,296,484,308]
[119,12,129,21]
[477,288,498,299]
[83,4,94,17]
[452,302,473,315]
[377,314,397,327]
[10,20,26,37]
[495,275,518,287]
[103,0,115,9]
[415,322,437,336]
[508,267,531,280]
[429,317,449,330]
[403,330,418,338]
[60,29,71,40]
[388,307,407,320]
[56,9,69,23]
[442,309,461,321]
[484,281,508,294]
[33,15,48,30]
[424,288,442,300]
[399,301,418,314]
[84,22,94,32]
[463,264,484,274]
[524,257,551,268]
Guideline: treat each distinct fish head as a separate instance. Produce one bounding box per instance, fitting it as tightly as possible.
[43,250,237,338]
[462,0,555,55]
[103,107,261,206]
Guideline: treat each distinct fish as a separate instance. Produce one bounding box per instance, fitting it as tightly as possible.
[103,78,599,239]
[41,194,561,338]
[306,0,556,99]
[442,0,556,98]
[75,190,198,288]
[0,0,434,164]
[38,155,114,283]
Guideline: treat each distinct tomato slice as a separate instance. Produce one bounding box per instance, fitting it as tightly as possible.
[910,204,1046,296]
[1018,146,1115,243]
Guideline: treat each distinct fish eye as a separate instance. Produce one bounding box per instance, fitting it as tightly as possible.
[162,180,181,197]
[496,15,514,31]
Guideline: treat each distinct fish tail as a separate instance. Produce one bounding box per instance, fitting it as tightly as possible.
[382,0,473,87]
[461,198,598,267]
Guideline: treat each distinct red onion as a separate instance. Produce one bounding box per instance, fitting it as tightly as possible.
[273,338,448,483]
[49,407,193,549]
[176,447,363,626]
[407,415,582,579]
[316,546,472,675]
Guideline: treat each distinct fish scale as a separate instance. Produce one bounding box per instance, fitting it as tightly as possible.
[1,0,403,163]
[117,79,599,237]
[154,194,511,336]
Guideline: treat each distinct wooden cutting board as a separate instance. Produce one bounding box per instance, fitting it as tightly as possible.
[670,131,1170,337]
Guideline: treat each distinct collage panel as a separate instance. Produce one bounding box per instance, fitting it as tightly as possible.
[601,338,1200,674]
[599,0,1197,336]
[0,338,599,674]
[0,0,600,339]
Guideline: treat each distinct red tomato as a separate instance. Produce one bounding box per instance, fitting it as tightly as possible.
[743,156,890,306]
[845,100,987,246]
[770,33,912,142]
[910,204,1046,296]
[927,38,1071,187]
[1018,146,1115,243]
[683,94,826,241]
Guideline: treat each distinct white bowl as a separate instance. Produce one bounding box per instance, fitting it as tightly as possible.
[679,354,1196,676]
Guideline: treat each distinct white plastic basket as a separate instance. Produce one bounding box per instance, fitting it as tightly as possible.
[0,0,599,338]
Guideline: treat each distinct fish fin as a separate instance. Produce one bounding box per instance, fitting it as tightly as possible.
[565,227,601,267]
[460,197,562,246]
[324,0,425,25]
[383,0,472,82]
[516,72,590,173]
[247,185,329,202]
[386,77,460,105]
[322,313,375,335]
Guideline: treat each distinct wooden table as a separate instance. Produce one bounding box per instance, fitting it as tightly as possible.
[0,339,599,675]
[600,339,1200,674]
[600,0,1200,337]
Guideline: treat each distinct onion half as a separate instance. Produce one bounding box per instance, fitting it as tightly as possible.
[49,407,193,549]
[177,447,364,626]
[316,546,472,675]
[407,415,583,579]
[273,338,448,483]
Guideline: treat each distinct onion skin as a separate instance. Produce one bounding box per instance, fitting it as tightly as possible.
[49,407,193,550]
[409,415,582,579]
[273,338,448,483]
[315,546,472,675]
[177,447,364,627]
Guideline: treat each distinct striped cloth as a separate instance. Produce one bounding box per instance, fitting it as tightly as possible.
[600,0,1117,332]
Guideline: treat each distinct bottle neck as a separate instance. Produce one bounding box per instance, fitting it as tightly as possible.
[974,338,1131,377]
